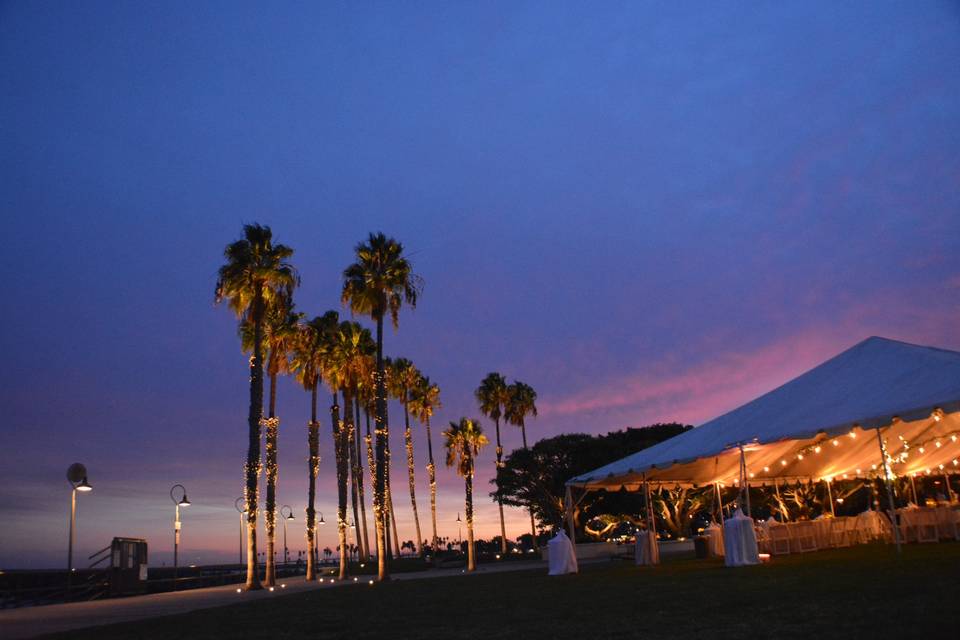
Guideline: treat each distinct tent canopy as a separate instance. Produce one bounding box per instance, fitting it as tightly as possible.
[568,337,960,490]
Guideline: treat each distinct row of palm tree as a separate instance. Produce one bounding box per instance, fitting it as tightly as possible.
[216,225,535,587]
[475,374,539,553]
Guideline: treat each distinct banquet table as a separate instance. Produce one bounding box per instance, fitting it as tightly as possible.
[635,530,660,566]
[704,522,724,557]
[723,509,760,567]
[547,529,578,575]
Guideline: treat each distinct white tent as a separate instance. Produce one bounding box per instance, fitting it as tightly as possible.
[568,337,960,492]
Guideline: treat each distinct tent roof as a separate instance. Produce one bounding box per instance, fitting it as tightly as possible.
[569,337,960,489]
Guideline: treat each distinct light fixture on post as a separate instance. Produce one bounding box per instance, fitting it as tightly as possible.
[170,484,190,590]
[280,505,294,566]
[233,497,248,572]
[66,463,92,598]
[456,512,463,553]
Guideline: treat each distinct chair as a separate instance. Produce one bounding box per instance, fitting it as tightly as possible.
[792,521,818,553]
[914,509,939,544]
[768,524,791,555]
[830,517,852,548]
[935,506,959,541]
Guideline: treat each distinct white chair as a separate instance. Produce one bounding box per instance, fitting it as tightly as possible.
[830,517,852,548]
[792,521,818,553]
[914,509,939,544]
[768,524,791,555]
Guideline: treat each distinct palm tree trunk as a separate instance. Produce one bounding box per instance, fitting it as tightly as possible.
[305,383,319,581]
[355,397,370,561]
[345,389,364,559]
[364,408,377,561]
[425,418,439,559]
[331,391,348,580]
[373,314,389,580]
[403,397,424,556]
[494,416,507,554]
[465,461,476,572]
[264,372,279,586]
[244,294,265,591]
[388,482,401,559]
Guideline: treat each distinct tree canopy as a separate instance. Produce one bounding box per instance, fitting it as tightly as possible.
[492,423,691,534]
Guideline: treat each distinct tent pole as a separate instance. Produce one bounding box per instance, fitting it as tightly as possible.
[644,476,658,552]
[875,426,902,554]
[825,478,835,516]
[739,445,751,517]
[909,474,918,505]
[944,472,955,503]
[564,485,578,567]
[714,481,723,523]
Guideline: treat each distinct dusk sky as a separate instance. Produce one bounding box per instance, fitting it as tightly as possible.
[2,1,958,569]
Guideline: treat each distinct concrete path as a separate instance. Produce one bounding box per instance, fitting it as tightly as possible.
[0,560,551,639]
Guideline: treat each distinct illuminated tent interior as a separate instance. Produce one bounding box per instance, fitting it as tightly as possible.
[567,337,960,496]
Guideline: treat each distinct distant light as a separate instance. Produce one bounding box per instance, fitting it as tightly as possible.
[763,466,769,472]
[281,584,286,589]
[353,577,358,582]
[832,440,839,447]
[368,579,374,585]
[495,554,501,560]
[236,588,242,593]
[848,431,856,439]
[814,446,821,454]
[780,460,787,466]
[76,477,93,492]
[797,454,803,460]
[269,587,274,592]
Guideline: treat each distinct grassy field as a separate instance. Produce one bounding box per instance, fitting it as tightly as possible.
[44,543,960,640]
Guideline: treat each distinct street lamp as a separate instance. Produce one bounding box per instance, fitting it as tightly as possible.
[234,497,246,569]
[170,484,190,590]
[281,505,294,566]
[66,463,92,596]
[456,512,462,554]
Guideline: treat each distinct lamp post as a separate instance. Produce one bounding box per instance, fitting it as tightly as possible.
[281,505,294,566]
[456,512,462,554]
[316,511,325,567]
[234,497,246,569]
[170,484,190,590]
[66,463,92,596]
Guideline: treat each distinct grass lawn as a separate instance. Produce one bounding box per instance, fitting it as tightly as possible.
[44,543,960,639]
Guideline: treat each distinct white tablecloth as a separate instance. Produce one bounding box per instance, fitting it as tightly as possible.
[547,529,578,575]
[635,530,660,565]
[705,523,724,557]
[723,509,760,567]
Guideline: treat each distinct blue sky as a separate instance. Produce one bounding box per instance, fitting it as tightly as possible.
[1,1,958,567]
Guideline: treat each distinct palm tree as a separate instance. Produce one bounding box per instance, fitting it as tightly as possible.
[352,336,376,560]
[320,320,357,580]
[215,224,297,591]
[443,418,489,572]
[506,381,538,547]
[475,372,511,554]
[339,321,373,561]
[387,357,425,556]
[290,311,338,580]
[242,296,302,586]
[341,232,422,581]
[407,375,441,558]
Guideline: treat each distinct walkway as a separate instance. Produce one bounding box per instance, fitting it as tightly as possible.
[0,560,549,639]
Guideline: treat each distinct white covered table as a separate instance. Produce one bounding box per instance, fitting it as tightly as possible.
[705,522,724,557]
[723,509,760,567]
[547,529,578,575]
[635,530,660,565]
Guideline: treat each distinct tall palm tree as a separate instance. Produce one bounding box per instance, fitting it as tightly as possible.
[387,357,424,556]
[215,223,298,591]
[341,232,422,581]
[443,418,488,572]
[339,321,373,561]
[475,372,510,554]
[408,375,441,557]
[320,321,357,580]
[506,381,538,547]
[242,296,302,586]
[290,311,338,580]
[352,336,376,560]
